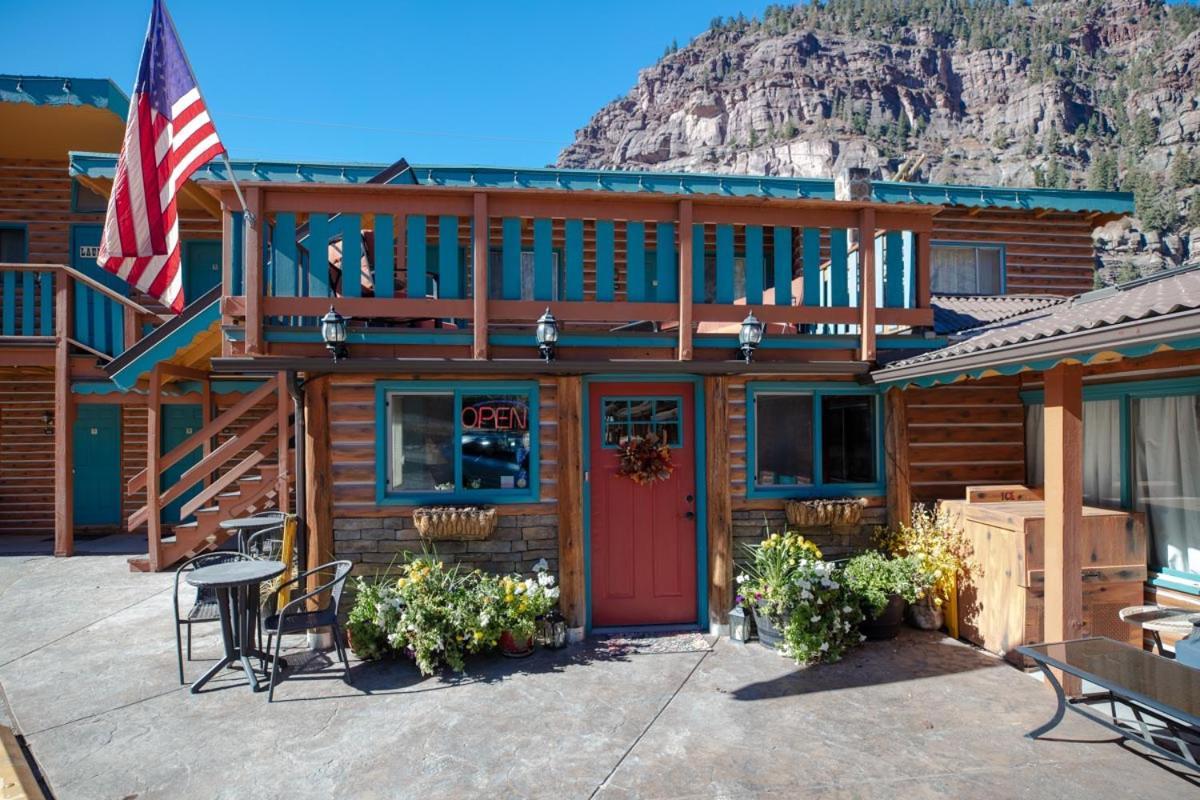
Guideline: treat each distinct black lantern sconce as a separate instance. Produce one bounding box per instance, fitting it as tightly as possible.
[535,307,559,362]
[738,312,764,363]
[320,306,349,362]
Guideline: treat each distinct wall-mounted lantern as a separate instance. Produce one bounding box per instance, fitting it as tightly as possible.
[320,306,349,362]
[535,308,559,362]
[738,312,764,363]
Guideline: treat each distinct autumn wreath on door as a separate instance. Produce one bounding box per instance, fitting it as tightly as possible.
[615,433,675,485]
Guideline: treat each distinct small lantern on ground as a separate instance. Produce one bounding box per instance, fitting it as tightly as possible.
[537,609,569,649]
[738,312,763,363]
[728,605,751,644]
[320,306,349,362]
[536,307,559,362]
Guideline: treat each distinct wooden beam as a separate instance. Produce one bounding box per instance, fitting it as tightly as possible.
[1044,362,1084,693]
[556,375,585,630]
[53,274,74,557]
[858,207,877,362]
[706,375,733,631]
[472,193,489,360]
[304,376,333,581]
[276,371,290,514]
[181,182,222,219]
[243,187,264,355]
[221,203,234,335]
[884,387,912,529]
[916,231,932,311]
[146,363,163,570]
[677,200,694,361]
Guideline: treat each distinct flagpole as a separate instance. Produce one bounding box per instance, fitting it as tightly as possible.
[219,153,256,226]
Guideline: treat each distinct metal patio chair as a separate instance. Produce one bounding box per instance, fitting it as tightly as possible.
[240,524,285,560]
[172,550,252,685]
[262,560,354,702]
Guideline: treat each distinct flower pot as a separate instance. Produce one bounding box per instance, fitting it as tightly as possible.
[752,608,784,650]
[908,599,945,631]
[499,629,534,658]
[860,594,906,641]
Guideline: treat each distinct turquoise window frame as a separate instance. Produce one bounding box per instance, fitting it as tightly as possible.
[745,382,885,499]
[930,241,1006,295]
[374,380,540,505]
[598,395,685,449]
[1021,375,1200,590]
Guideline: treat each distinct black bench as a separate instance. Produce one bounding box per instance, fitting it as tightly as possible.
[1018,637,1200,771]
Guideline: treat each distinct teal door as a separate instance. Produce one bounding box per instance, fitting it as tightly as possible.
[70,224,126,356]
[73,405,122,527]
[162,404,204,524]
[183,241,222,305]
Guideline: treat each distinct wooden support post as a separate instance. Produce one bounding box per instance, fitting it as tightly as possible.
[858,207,876,362]
[472,192,489,360]
[915,230,931,312]
[304,375,333,583]
[243,187,264,355]
[556,375,585,630]
[706,375,732,631]
[276,371,290,514]
[146,363,163,571]
[1044,362,1084,693]
[884,387,912,529]
[220,203,234,338]
[677,200,694,361]
[53,272,74,557]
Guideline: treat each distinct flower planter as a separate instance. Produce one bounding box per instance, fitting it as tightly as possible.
[752,608,784,650]
[784,498,865,528]
[412,506,498,540]
[499,629,534,658]
[859,594,906,641]
[908,598,945,631]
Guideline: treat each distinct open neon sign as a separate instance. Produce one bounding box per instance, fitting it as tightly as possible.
[461,401,528,432]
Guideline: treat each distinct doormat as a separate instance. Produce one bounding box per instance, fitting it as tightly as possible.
[592,632,716,655]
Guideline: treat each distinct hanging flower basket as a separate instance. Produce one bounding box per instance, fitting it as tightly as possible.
[615,432,674,485]
[784,498,866,528]
[412,506,498,540]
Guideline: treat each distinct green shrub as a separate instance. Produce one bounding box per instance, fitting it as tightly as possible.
[842,552,932,616]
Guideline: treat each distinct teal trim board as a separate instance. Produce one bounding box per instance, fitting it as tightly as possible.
[1,76,129,120]
[582,375,708,632]
[374,380,540,506]
[744,381,886,500]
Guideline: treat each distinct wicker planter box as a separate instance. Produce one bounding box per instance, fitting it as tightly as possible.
[784,498,866,528]
[412,507,498,540]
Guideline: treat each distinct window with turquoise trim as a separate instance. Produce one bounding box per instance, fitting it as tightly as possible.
[379,382,538,503]
[931,243,1002,295]
[747,384,883,497]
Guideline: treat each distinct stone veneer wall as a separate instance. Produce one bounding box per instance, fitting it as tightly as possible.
[731,506,883,569]
[334,513,559,577]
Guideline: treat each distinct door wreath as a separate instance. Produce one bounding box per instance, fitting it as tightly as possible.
[615,432,674,485]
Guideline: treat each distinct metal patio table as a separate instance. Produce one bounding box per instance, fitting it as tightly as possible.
[185,559,286,694]
[1018,637,1200,771]
[1119,604,1200,656]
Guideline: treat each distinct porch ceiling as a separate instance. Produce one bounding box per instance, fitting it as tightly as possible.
[0,76,127,160]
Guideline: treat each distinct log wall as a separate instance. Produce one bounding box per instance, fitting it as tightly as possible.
[0,368,55,535]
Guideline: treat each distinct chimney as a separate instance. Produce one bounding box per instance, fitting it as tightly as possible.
[835,167,871,202]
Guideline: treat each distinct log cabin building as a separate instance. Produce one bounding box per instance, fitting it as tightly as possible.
[10,72,1196,646]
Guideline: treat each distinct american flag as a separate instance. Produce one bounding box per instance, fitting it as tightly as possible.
[98,0,225,313]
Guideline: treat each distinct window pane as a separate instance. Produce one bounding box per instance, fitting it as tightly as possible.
[977,248,1002,294]
[461,394,532,491]
[74,180,108,213]
[1083,399,1122,507]
[1134,394,1200,577]
[755,394,813,486]
[0,229,26,262]
[822,395,876,484]
[389,394,455,491]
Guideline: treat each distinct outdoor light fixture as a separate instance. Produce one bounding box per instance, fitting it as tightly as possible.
[320,305,349,362]
[738,312,764,363]
[537,609,569,649]
[535,307,559,362]
[728,605,751,644]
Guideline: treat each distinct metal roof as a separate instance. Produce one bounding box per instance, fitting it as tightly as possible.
[70,151,396,185]
[932,294,1067,335]
[875,266,1200,386]
[0,75,129,119]
[872,180,1133,215]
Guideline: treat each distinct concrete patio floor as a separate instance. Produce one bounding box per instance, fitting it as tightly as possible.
[1,535,1197,799]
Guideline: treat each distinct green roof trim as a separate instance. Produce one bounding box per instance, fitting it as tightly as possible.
[871,180,1133,215]
[0,75,129,121]
[70,151,393,186]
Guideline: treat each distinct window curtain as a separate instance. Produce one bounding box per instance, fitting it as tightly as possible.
[1134,395,1200,577]
[1023,399,1122,507]
[931,247,977,294]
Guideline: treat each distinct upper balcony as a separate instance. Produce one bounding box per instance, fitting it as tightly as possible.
[212,175,941,369]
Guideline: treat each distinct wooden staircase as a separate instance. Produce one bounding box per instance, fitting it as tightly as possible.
[127,371,293,572]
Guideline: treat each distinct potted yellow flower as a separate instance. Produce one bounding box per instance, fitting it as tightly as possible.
[874,504,975,631]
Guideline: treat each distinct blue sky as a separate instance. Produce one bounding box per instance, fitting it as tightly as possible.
[0,0,771,167]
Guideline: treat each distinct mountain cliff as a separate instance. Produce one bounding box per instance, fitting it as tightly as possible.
[556,0,1200,284]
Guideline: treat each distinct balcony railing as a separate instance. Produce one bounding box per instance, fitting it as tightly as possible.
[216,184,937,361]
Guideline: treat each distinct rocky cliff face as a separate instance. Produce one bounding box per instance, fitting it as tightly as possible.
[557,0,1200,283]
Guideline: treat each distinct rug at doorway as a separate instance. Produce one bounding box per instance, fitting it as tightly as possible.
[592,632,716,655]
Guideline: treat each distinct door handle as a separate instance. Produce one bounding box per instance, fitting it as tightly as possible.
[685,494,694,503]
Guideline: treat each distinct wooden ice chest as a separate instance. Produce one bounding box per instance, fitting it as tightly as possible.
[942,494,1146,664]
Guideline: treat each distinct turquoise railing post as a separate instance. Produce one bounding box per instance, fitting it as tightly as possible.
[564,219,584,301]
[438,216,460,299]
[715,224,734,303]
[626,221,645,302]
[884,231,905,308]
[656,221,677,302]
[501,217,521,300]
[691,224,705,303]
[744,225,763,305]
[1,270,15,335]
[231,212,245,296]
[375,214,395,298]
[533,218,553,301]
[271,212,298,297]
[829,229,849,307]
[595,220,615,302]
[20,272,34,335]
[802,228,820,307]
[406,215,427,298]
[39,271,53,336]
[773,227,792,306]
[341,214,362,298]
[307,213,330,297]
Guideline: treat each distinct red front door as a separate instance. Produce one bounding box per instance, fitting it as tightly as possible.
[589,382,697,627]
